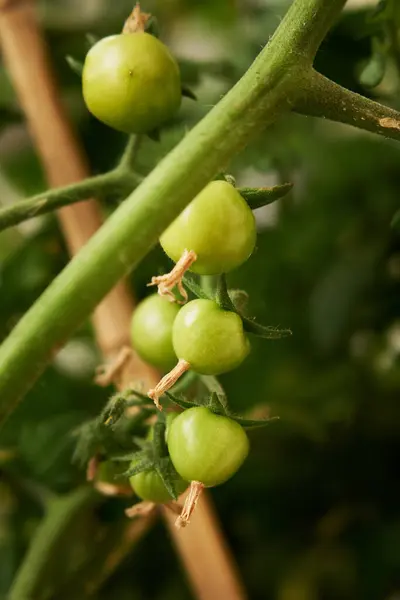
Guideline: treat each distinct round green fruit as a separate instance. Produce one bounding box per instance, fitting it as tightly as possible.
[172,299,250,374]
[82,32,181,134]
[131,294,180,371]
[129,463,187,504]
[167,407,249,487]
[160,181,256,275]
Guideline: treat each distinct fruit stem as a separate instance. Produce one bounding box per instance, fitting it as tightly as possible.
[94,346,133,387]
[123,3,151,34]
[147,249,197,303]
[175,481,205,529]
[125,501,156,518]
[148,359,191,410]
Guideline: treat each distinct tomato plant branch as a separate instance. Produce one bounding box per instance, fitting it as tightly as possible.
[294,69,400,141]
[0,170,138,233]
[8,487,96,600]
[0,0,351,424]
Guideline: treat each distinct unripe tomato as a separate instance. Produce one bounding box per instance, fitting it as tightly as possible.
[131,294,180,371]
[82,33,181,134]
[129,462,187,504]
[167,407,249,487]
[172,299,250,374]
[160,181,256,275]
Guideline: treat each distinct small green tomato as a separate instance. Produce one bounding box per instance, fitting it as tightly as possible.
[131,294,180,371]
[160,180,256,275]
[167,407,249,487]
[172,299,250,374]
[129,462,187,504]
[82,32,181,134]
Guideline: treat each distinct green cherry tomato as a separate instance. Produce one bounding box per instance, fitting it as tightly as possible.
[82,32,181,134]
[129,463,188,504]
[131,294,180,371]
[160,181,256,275]
[172,299,250,374]
[167,407,249,487]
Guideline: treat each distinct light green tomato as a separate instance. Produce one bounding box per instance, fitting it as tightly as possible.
[82,33,181,134]
[167,407,249,487]
[160,180,256,275]
[129,465,188,504]
[172,299,250,374]
[130,294,180,371]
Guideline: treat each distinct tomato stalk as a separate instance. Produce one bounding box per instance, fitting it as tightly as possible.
[147,249,198,303]
[176,481,205,529]
[148,359,191,409]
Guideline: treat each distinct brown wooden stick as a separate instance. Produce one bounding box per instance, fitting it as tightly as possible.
[0,2,247,598]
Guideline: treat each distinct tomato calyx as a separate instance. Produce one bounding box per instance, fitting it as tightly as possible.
[147,249,197,303]
[183,273,293,340]
[166,390,279,429]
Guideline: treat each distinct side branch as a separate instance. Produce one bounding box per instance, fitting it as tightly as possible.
[0,170,139,233]
[294,69,400,142]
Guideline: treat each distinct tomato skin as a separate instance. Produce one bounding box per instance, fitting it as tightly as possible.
[160,181,256,275]
[167,407,249,487]
[172,299,250,374]
[82,33,181,134]
[131,294,180,371]
[129,463,188,504]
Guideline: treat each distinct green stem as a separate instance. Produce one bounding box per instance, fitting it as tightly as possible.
[294,69,400,141]
[0,0,349,425]
[118,135,143,172]
[8,487,95,600]
[0,170,138,233]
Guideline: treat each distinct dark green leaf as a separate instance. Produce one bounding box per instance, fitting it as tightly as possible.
[154,458,179,501]
[242,316,292,339]
[165,392,199,410]
[182,275,213,300]
[181,85,197,101]
[227,414,280,429]
[65,56,83,77]
[239,183,293,210]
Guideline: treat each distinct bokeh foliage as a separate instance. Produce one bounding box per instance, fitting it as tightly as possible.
[0,0,400,598]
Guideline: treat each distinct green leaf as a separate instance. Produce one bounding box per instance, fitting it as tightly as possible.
[111,449,148,463]
[200,376,228,411]
[229,289,249,313]
[152,420,168,459]
[154,457,179,501]
[227,414,280,429]
[182,85,197,101]
[122,457,154,479]
[165,392,199,411]
[65,56,83,78]
[242,316,292,339]
[182,275,213,300]
[85,33,100,48]
[207,392,228,415]
[239,183,293,210]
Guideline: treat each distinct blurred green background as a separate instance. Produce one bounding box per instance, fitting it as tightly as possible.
[1,0,400,598]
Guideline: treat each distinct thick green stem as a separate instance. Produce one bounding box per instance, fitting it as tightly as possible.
[0,0,349,425]
[8,487,95,600]
[0,170,138,233]
[294,69,400,141]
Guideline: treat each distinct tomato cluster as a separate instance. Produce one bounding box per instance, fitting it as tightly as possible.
[80,17,281,525]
